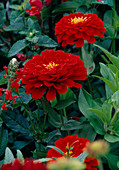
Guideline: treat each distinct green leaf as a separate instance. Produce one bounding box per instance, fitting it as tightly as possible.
[95,75,117,92]
[47,146,64,155]
[99,62,115,98]
[88,108,108,123]
[52,2,80,14]
[1,109,29,134]
[16,150,24,163]
[111,90,119,107]
[94,44,119,70]
[82,45,95,75]
[8,39,28,57]
[38,35,58,48]
[105,154,119,170]
[38,158,53,162]
[77,121,97,142]
[54,99,76,110]
[44,129,61,143]
[77,151,88,162]
[104,134,119,143]
[4,18,24,31]
[48,108,62,128]
[0,127,8,157]
[61,120,83,131]
[78,89,105,135]
[4,147,14,164]
[0,78,8,86]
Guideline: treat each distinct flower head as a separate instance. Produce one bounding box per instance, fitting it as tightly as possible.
[55,12,106,47]
[26,0,42,19]
[46,135,99,170]
[5,89,17,103]
[1,103,7,111]
[20,50,87,101]
[1,158,47,170]
[86,140,109,157]
[47,157,85,170]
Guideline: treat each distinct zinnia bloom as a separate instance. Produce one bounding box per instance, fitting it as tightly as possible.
[46,135,99,170]
[20,50,87,101]
[26,0,42,19]
[55,12,106,47]
[1,158,48,170]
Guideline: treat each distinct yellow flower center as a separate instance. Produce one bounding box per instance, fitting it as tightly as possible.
[71,16,87,24]
[64,150,73,157]
[43,62,59,70]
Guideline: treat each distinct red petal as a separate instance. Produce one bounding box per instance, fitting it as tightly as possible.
[57,85,67,94]
[88,36,95,43]
[46,87,56,101]
[31,86,47,100]
[75,39,84,47]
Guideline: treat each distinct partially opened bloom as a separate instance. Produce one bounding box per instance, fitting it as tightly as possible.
[21,50,87,101]
[44,0,52,6]
[26,0,42,19]
[46,135,99,170]
[1,103,7,111]
[0,88,3,96]
[55,12,106,47]
[16,53,27,61]
[1,158,47,170]
[5,89,17,103]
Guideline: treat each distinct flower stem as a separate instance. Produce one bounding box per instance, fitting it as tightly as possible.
[111,0,116,54]
[99,159,104,170]
[18,94,37,139]
[110,109,119,126]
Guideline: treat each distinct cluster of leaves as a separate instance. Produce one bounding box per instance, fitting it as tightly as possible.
[0,0,119,170]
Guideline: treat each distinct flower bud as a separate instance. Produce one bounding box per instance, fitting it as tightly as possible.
[29,32,33,37]
[47,157,85,170]
[86,140,109,157]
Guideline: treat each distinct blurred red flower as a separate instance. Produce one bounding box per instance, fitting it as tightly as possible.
[55,12,106,47]
[46,135,99,170]
[21,50,87,101]
[0,88,3,96]
[1,158,48,170]
[26,0,42,19]
[16,53,27,61]
[1,103,7,111]
[44,0,52,6]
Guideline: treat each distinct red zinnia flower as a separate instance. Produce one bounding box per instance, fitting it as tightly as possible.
[46,135,99,170]
[1,158,48,170]
[20,50,87,101]
[11,79,20,92]
[26,0,42,19]
[55,12,106,47]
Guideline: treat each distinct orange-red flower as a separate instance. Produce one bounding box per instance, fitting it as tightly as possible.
[46,135,99,170]
[26,0,42,19]
[1,158,48,170]
[55,12,106,47]
[20,50,87,101]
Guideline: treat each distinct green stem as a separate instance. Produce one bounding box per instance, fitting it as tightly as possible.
[87,77,95,99]
[111,0,116,54]
[99,159,104,170]
[110,109,119,126]
[18,94,37,139]
[60,110,64,126]
[79,47,82,60]
[42,111,47,132]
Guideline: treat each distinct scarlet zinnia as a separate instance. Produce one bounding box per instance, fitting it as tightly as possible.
[1,158,47,170]
[26,0,42,19]
[21,50,87,101]
[55,12,106,47]
[46,135,99,170]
